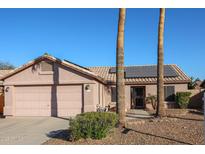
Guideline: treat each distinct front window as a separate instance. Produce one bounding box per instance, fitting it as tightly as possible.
[111,87,116,102]
[164,86,175,101]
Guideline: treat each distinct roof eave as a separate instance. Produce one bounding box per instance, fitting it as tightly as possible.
[106,80,190,85]
[0,55,106,84]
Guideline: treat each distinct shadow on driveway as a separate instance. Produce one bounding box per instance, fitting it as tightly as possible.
[52,116,71,121]
[46,129,71,141]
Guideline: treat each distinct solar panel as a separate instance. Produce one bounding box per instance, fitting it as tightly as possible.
[109,65,178,78]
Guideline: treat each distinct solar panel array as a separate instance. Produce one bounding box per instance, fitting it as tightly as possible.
[109,65,178,78]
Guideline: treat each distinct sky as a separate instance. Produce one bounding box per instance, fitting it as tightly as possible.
[0,8,204,79]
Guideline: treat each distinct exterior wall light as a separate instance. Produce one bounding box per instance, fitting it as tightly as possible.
[5,87,9,92]
[85,84,91,92]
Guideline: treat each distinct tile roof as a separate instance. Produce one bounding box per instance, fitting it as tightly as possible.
[0,55,191,85]
[0,55,106,84]
[88,64,191,84]
[0,70,13,85]
[0,70,13,78]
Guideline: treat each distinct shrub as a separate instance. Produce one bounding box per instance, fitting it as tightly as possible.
[69,112,118,141]
[176,92,192,109]
[146,94,157,110]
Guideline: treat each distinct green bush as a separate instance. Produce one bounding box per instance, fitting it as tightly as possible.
[69,112,118,141]
[176,92,192,109]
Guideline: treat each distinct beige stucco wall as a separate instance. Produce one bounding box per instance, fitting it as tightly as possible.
[145,83,188,108]
[3,86,14,115]
[3,60,99,116]
[146,84,188,96]
[0,86,4,113]
[103,83,188,110]
[83,83,99,112]
[4,62,95,86]
[94,83,111,109]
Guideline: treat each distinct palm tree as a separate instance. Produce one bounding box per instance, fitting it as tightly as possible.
[116,8,126,126]
[156,8,166,117]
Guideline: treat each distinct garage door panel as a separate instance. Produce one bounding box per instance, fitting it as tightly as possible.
[39,109,51,116]
[15,86,51,116]
[39,95,51,101]
[30,103,39,109]
[58,102,82,110]
[57,85,82,116]
[15,109,39,116]
[14,85,82,117]
[57,109,81,117]
[39,104,49,109]
[15,93,39,102]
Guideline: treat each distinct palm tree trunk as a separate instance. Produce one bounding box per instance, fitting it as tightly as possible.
[116,8,126,126]
[156,8,166,117]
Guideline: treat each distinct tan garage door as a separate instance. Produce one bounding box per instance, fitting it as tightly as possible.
[57,85,82,117]
[14,85,82,117]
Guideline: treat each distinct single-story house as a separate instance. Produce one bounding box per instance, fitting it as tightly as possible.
[0,54,190,117]
[0,70,13,113]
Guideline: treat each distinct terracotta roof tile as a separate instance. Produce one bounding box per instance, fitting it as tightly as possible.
[0,70,13,78]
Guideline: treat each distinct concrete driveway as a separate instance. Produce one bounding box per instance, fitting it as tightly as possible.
[0,117,69,145]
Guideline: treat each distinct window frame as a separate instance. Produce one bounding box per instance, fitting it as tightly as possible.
[164,86,175,102]
[111,86,116,102]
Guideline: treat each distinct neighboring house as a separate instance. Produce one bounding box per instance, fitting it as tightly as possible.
[0,70,13,87]
[0,54,190,117]
[0,70,13,113]
[194,80,203,90]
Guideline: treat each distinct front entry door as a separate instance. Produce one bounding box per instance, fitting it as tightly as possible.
[131,87,145,109]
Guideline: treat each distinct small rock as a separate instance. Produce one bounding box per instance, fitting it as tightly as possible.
[149,119,155,122]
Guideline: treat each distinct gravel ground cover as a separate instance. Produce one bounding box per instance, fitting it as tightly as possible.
[43,110,204,145]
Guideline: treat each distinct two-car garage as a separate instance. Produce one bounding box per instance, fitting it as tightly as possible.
[14,85,83,117]
[1,55,100,117]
